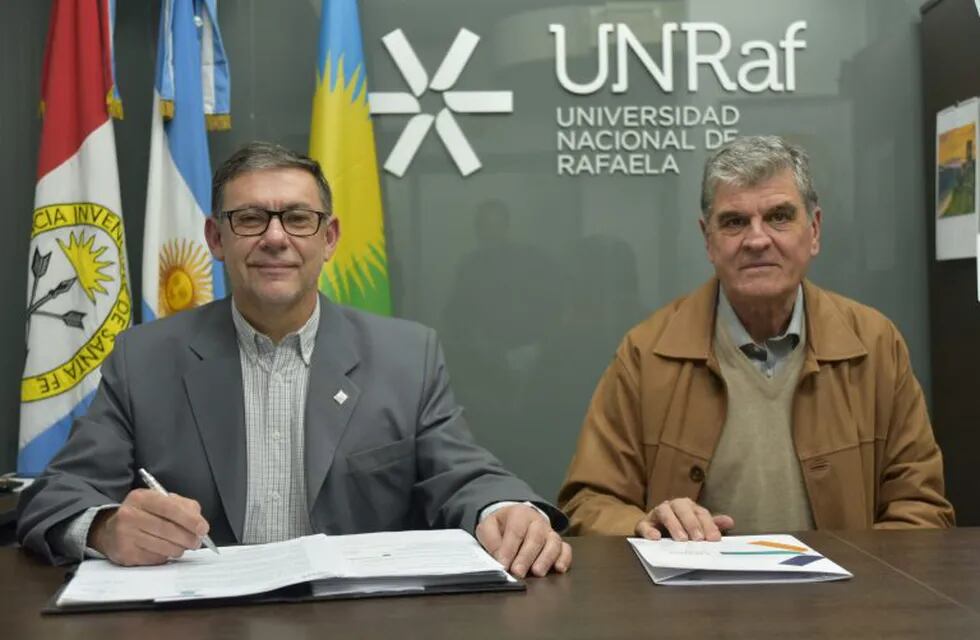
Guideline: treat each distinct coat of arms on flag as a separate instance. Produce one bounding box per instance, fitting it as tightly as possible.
[23,205,130,403]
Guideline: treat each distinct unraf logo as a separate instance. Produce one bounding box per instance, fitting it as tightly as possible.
[369,28,514,177]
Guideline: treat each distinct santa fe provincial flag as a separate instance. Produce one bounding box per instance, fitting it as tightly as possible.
[19,0,132,475]
[142,0,229,322]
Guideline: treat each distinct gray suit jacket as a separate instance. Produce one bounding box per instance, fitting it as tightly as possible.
[18,296,565,564]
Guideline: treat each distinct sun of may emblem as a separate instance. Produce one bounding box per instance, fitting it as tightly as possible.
[158,239,213,316]
[56,231,113,302]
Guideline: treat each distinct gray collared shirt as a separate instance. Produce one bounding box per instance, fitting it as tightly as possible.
[717,285,805,379]
[232,299,319,544]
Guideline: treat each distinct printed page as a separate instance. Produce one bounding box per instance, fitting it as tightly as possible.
[58,535,335,606]
[627,534,851,585]
[310,529,512,579]
[58,530,510,607]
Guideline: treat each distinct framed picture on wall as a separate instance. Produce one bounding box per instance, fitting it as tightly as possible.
[934,97,978,262]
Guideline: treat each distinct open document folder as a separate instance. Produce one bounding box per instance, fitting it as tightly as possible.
[48,529,520,613]
[628,534,852,586]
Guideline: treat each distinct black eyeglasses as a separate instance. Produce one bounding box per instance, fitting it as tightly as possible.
[220,207,327,237]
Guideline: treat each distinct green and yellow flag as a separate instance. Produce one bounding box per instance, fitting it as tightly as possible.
[309,0,391,314]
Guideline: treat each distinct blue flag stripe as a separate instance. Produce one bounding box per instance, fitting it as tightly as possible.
[17,390,97,477]
[201,0,230,115]
[160,0,212,217]
[318,0,367,97]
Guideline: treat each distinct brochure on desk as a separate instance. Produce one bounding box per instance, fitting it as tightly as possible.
[45,529,522,614]
[628,534,852,586]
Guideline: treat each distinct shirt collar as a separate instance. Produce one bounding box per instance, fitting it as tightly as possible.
[230,297,320,365]
[651,278,866,365]
[717,284,804,354]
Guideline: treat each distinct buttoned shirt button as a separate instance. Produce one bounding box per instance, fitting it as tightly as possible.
[271,491,281,502]
[271,431,282,441]
[689,465,705,483]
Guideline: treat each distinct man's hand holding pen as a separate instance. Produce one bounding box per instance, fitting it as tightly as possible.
[88,488,212,566]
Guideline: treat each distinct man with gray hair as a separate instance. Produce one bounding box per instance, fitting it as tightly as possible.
[559,135,954,539]
[19,141,572,578]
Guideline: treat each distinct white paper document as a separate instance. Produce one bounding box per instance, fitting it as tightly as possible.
[628,534,852,586]
[310,529,518,597]
[57,529,514,608]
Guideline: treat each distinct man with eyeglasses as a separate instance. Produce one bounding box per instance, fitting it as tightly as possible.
[559,135,954,540]
[19,142,572,579]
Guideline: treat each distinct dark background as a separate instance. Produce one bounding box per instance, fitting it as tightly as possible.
[921,0,980,526]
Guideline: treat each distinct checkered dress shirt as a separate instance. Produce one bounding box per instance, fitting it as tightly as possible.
[231,300,318,543]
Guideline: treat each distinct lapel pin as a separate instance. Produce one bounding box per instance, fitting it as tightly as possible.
[333,390,348,405]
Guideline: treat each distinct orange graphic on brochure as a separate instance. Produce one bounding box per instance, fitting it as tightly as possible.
[749,540,809,553]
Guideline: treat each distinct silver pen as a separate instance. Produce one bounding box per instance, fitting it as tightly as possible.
[138,467,220,555]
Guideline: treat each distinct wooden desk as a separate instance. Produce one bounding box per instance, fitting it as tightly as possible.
[833,528,980,614]
[2,531,978,639]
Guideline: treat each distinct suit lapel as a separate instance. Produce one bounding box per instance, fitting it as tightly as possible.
[183,299,248,543]
[304,297,361,510]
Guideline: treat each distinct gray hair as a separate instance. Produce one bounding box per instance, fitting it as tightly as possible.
[700,136,819,220]
[211,141,332,216]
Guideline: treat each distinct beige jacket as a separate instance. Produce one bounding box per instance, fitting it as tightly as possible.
[559,279,955,534]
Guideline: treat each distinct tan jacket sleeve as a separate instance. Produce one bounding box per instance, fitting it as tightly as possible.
[558,338,649,535]
[873,328,955,529]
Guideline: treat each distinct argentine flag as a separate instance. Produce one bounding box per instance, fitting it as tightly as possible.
[142,0,229,322]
